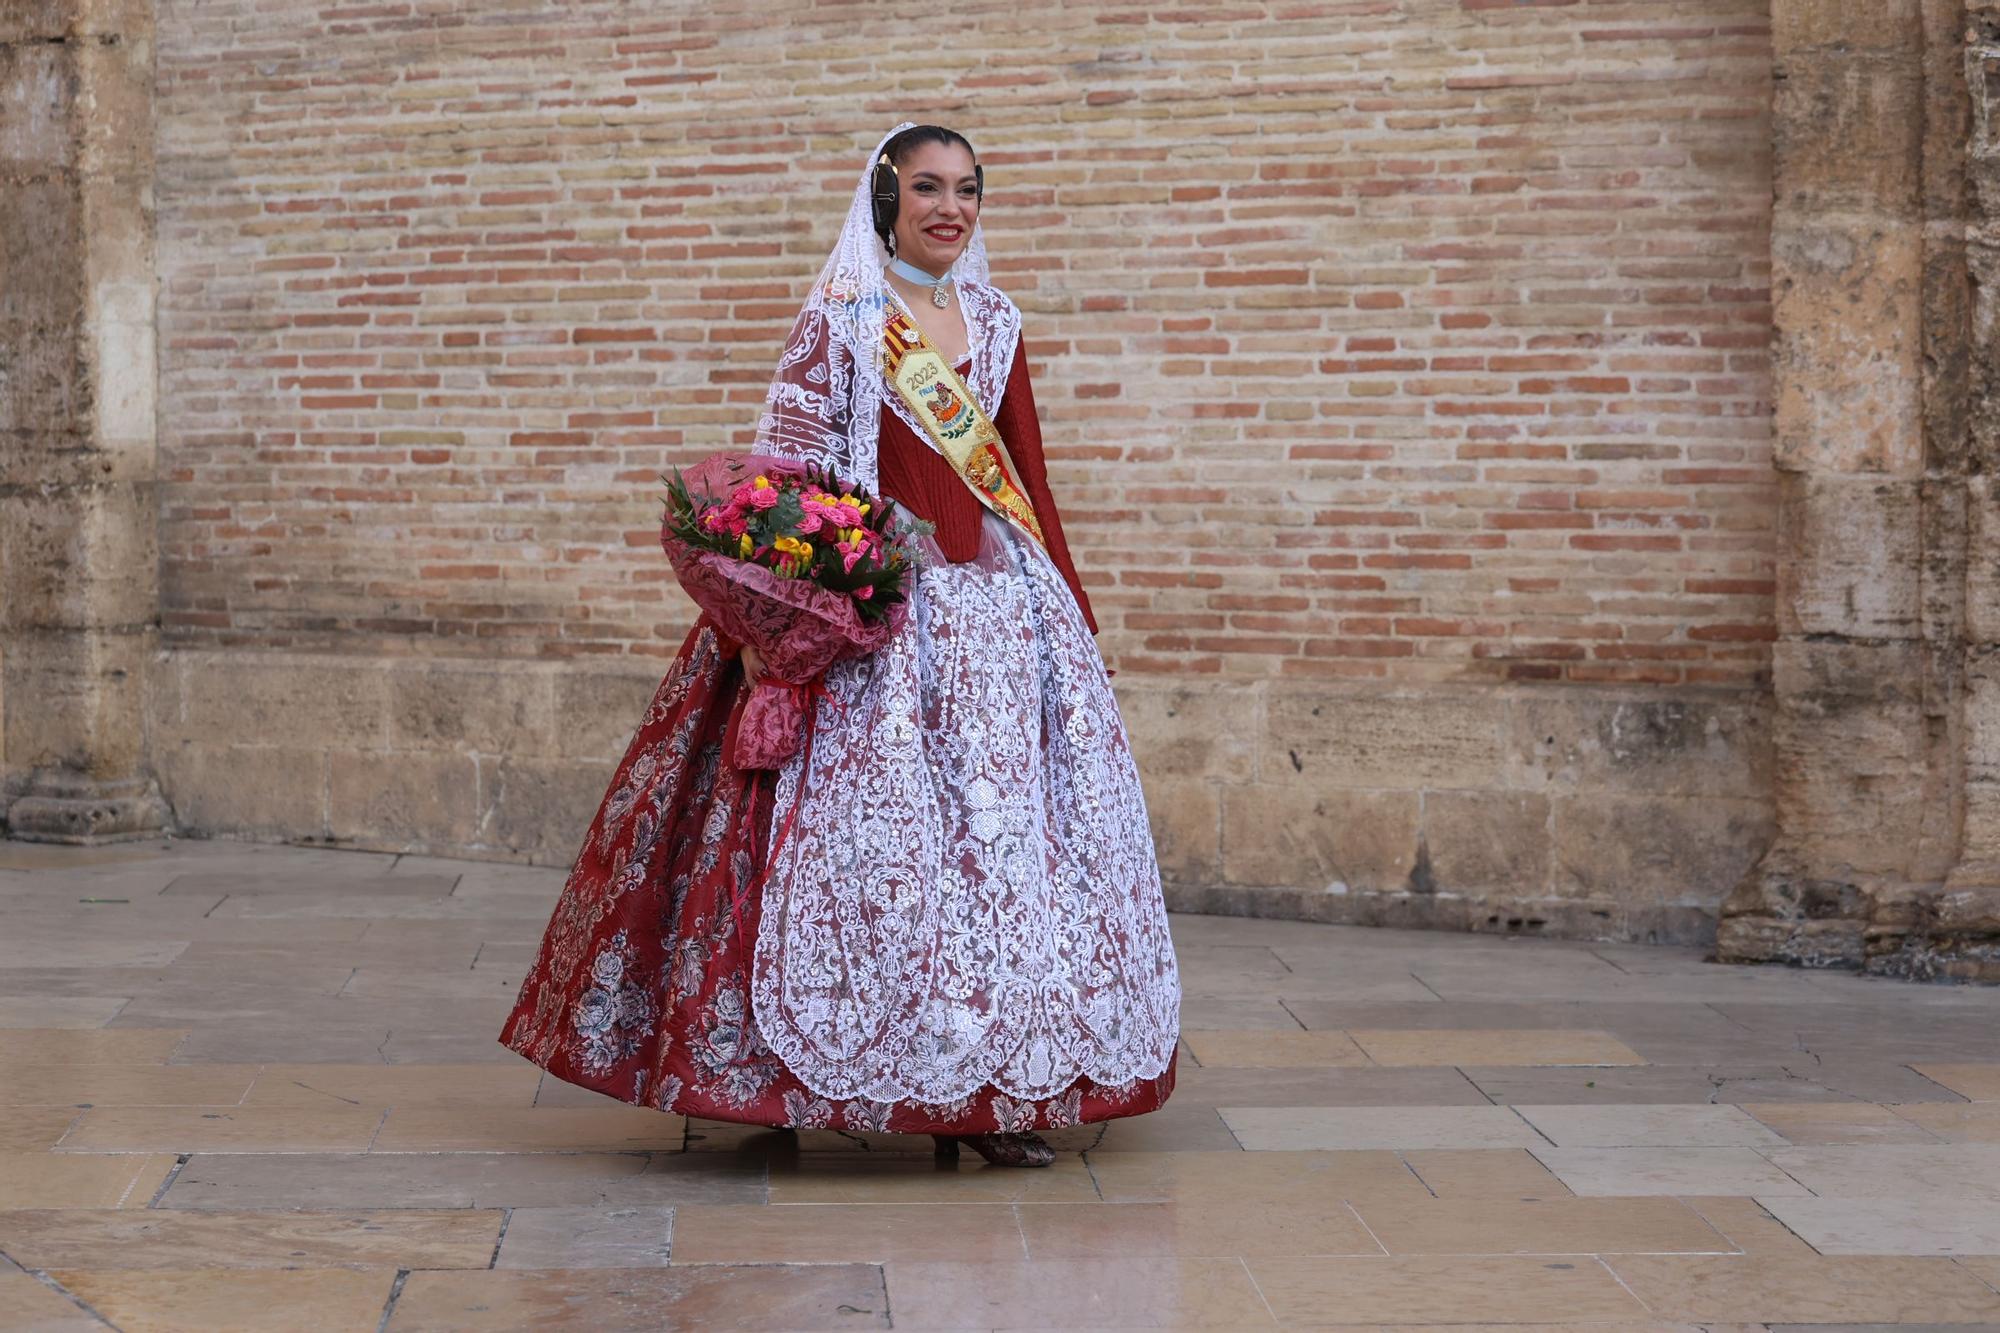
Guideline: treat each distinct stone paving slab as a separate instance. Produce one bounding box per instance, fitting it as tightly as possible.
[1760,1146,2000,1201]
[129,1024,409,1065]
[1347,1029,1645,1068]
[1345,1195,1735,1256]
[371,1107,689,1153]
[1400,1149,1573,1200]
[0,1271,105,1332]
[1511,1103,1788,1148]
[1246,1255,1648,1325]
[491,1205,674,1269]
[160,870,461,897]
[1174,943,1295,983]
[1051,1099,1245,1153]
[390,1265,890,1331]
[377,1031,528,1066]
[242,1061,542,1108]
[50,1268,397,1332]
[166,938,470,971]
[1756,1197,2000,1257]
[0,997,130,1028]
[1890,1102,2000,1142]
[59,1105,387,1153]
[336,966,530,1003]
[1686,1196,1822,1256]
[0,1152,178,1210]
[674,1202,1040,1265]
[1765,1061,1990,1106]
[1601,1255,2000,1324]
[1528,1147,1814,1198]
[159,1151,766,1211]
[765,1154,1101,1205]
[4,840,2000,1330]
[1773,1324,2000,1333]
[1012,1198,1384,1260]
[0,938,189,969]
[1462,1064,1858,1106]
[0,1108,81,1152]
[1174,1064,1495,1108]
[0,1028,185,1066]
[1181,1029,1371,1067]
[1218,1105,1548,1151]
[1741,1102,1948,1145]
[1916,1064,2000,1100]
[1177,995,1314,1029]
[1085,1148,1430,1207]
[0,1056,266,1112]
[1281,999,1754,1036]
[0,1207,502,1270]
[884,1257,1276,1329]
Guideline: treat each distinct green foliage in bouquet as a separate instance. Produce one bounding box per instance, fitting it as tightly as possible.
[660,461,933,623]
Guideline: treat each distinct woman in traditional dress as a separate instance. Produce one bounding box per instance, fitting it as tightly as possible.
[500,123,1181,1167]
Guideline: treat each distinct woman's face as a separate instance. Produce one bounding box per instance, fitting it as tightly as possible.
[890,140,980,275]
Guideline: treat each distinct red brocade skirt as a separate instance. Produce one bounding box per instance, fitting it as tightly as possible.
[498,611,1176,1135]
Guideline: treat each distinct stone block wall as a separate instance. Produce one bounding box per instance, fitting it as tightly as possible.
[1134,678,1771,943]
[144,647,1771,946]
[141,650,644,862]
[1715,0,2000,980]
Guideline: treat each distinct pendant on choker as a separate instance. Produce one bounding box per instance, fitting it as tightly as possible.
[888,256,953,308]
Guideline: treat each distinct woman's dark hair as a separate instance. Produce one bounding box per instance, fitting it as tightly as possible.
[872,126,982,250]
[884,124,977,168]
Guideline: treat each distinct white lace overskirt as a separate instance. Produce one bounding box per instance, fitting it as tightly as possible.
[750,508,1181,1104]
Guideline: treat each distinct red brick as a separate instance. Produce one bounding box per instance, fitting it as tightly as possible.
[150,2,1774,692]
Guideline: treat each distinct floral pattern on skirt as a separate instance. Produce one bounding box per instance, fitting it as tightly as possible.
[501,516,1179,1134]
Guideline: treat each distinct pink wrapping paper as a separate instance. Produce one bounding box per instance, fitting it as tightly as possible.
[660,453,910,770]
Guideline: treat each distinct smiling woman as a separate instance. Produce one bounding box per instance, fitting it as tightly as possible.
[501,123,1181,1172]
[877,127,981,337]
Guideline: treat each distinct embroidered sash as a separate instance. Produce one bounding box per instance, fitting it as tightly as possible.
[880,308,1047,550]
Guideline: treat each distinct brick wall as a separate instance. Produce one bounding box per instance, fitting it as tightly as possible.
[155,0,1775,684]
[142,0,1780,940]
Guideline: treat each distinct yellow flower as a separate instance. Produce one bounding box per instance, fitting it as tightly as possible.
[738,533,752,556]
[753,475,771,490]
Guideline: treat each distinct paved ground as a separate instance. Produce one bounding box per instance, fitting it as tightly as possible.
[3,839,2000,1331]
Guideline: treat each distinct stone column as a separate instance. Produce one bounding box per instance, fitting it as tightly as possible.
[1937,0,2000,969]
[0,0,170,842]
[1719,0,2000,979]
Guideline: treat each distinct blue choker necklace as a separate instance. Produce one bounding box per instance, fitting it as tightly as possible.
[887,256,954,308]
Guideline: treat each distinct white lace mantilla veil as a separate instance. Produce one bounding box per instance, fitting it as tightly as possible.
[744,125,1182,1106]
[751,122,1027,495]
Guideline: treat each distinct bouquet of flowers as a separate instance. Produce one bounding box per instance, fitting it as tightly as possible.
[659,452,929,770]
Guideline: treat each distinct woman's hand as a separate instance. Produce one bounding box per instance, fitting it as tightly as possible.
[739,644,765,685]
